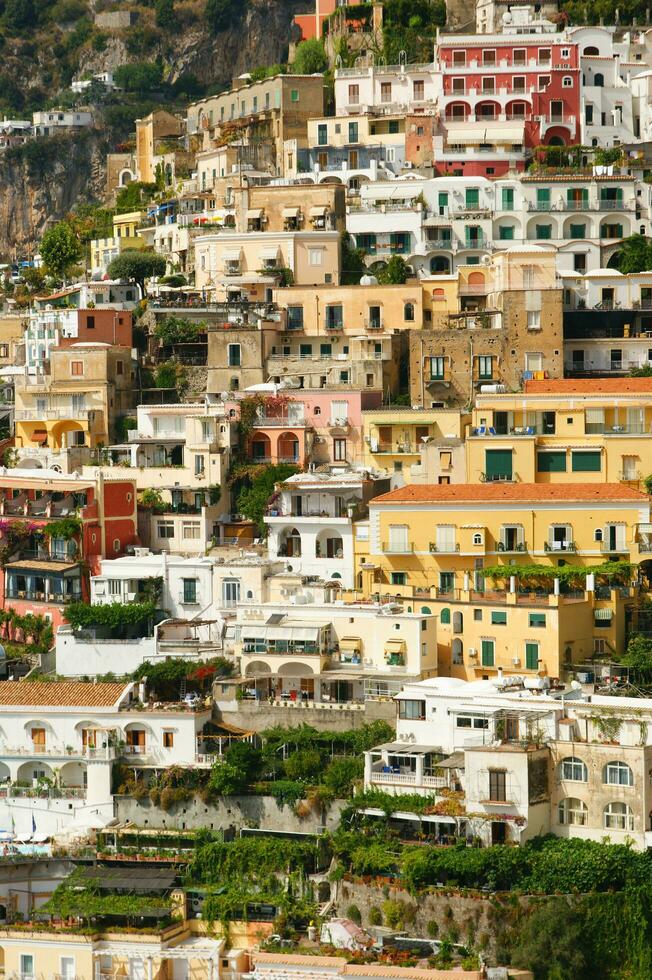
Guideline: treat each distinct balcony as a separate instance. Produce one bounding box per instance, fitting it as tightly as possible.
[372,442,420,454]
[429,542,460,553]
[253,415,306,427]
[544,541,576,552]
[382,540,414,554]
[5,589,81,604]
[600,540,628,553]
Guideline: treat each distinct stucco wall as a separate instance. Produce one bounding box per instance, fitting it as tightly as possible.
[214,697,396,733]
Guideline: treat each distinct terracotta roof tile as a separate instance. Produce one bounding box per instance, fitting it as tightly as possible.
[253,954,343,967]
[371,483,648,505]
[524,378,652,395]
[0,682,130,708]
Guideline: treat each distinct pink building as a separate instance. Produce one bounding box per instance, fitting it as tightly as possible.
[227,389,383,467]
[435,34,581,177]
[294,0,366,42]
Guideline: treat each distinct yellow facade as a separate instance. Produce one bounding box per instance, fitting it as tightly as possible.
[361,407,467,478]
[14,347,133,450]
[90,211,147,275]
[350,483,648,678]
[467,380,652,487]
[273,281,424,333]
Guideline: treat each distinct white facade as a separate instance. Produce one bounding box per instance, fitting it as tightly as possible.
[334,64,440,117]
[32,110,93,134]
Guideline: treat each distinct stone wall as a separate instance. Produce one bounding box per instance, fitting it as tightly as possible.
[116,793,347,835]
[214,697,395,733]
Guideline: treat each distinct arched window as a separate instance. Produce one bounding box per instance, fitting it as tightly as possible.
[452,611,463,634]
[595,528,603,542]
[603,761,633,786]
[452,638,463,664]
[558,797,588,825]
[421,606,431,614]
[584,45,600,55]
[404,302,415,322]
[440,608,451,624]
[560,757,588,782]
[473,533,482,545]
[594,73,604,87]
[604,801,634,831]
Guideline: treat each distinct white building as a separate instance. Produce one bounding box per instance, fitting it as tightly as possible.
[32,110,93,134]
[363,675,652,849]
[265,470,391,589]
[0,681,213,836]
[333,63,440,118]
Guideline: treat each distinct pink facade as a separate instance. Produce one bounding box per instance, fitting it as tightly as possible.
[435,36,581,176]
[293,0,364,41]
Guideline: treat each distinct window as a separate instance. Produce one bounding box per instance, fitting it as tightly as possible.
[537,450,566,473]
[452,77,465,94]
[452,639,463,664]
[513,48,526,65]
[320,343,332,357]
[604,801,634,831]
[182,578,197,604]
[398,699,425,720]
[536,224,552,240]
[561,757,587,781]
[527,310,541,330]
[20,954,34,979]
[499,226,515,240]
[348,122,358,143]
[473,533,482,545]
[413,79,424,100]
[604,761,633,786]
[163,731,174,748]
[348,84,359,103]
[334,438,347,461]
[317,123,327,145]
[227,343,241,367]
[491,611,507,625]
[529,613,546,628]
[478,355,493,380]
[439,571,454,593]
[287,306,304,330]
[465,187,479,207]
[481,639,495,667]
[558,797,588,826]
[525,642,539,670]
[222,579,240,607]
[71,360,83,376]
[440,608,451,624]
[474,609,482,621]
[456,715,489,730]
[571,450,601,472]
[453,50,466,66]
[481,77,495,93]
[157,521,174,539]
[325,305,343,329]
[381,82,392,103]
[429,356,445,380]
[390,572,406,586]
[291,89,299,102]
[404,302,415,322]
[309,248,323,266]
[489,769,506,801]
[194,454,205,477]
[182,522,201,539]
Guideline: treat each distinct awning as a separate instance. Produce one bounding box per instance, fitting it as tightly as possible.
[340,637,362,651]
[639,524,652,533]
[282,207,300,218]
[445,123,525,144]
[221,248,242,262]
[385,639,407,653]
[31,430,48,443]
[246,209,263,219]
[243,625,322,642]
[259,246,281,261]
[310,205,327,217]
[5,559,79,573]
[594,608,613,620]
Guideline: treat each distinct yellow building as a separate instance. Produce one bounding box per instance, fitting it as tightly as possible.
[274,280,424,333]
[90,210,147,275]
[351,482,648,679]
[467,378,652,487]
[136,109,185,184]
[14,345,134,450]
[361,406,467,481]
[0,313,25,367]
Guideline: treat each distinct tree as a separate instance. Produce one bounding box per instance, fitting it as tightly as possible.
[236,463,300,534]
[154,315,202,347]
[40,222,82,280]
[377,254,410,284]
[114,62,163,93]
[155,0,176,30]
[622,634,652,683]
[107,249,166,292]
[293,38,328,75]
[206,0,242,33]
[3,0,37,31]
[510,899,589,979]
[615,235,652,274]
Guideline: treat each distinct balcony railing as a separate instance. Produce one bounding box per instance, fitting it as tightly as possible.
[5,590,80,604]
[382,541,414,554]
[600,540,628,553]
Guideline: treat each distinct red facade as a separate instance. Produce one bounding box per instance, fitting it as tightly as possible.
[57,309,133,350]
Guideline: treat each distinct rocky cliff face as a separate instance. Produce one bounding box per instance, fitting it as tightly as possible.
[0,0,304,257]
[0,131,108,259]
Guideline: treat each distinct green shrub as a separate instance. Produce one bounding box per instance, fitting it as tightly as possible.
[346,904,362,924]
[284,748,323,781]
[369,906,383,926]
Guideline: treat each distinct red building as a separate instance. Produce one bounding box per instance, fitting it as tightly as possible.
[58,309,133,349]
[434,33,581,177]
[0,471,138,630]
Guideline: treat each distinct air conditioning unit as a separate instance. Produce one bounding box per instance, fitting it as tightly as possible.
[512,657,521,666]
[468,647,477,657]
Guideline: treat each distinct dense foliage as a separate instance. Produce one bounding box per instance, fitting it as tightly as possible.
[65,600,156,636]
[107,249,166,290]
[43,868,171,923]
[233,462,300,534]
[293,38,328,74]
[154,316,205,347]
[40,221,82,279]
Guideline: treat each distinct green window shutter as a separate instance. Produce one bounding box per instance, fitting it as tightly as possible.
[537,451,566,472]
[499,226,515,240]
[615,223,623,237]
[525,642,539,670]
[466,188,479,206]
[569,224,586,239]
[528,613,546,628]
[571,450,601,472]
[438,192,449,207]
[481,640,495,666]
[536,224,552,239]
[501,188,514,209]
[537,188,550,206]
[440,608,451,624]
[485,449,513,479]
[491,611,507,625]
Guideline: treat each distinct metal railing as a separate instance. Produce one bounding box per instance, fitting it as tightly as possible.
[382,541,414,554]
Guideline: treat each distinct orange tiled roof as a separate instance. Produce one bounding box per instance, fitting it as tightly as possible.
[252,954,344,967]
[0,682,129,708]
[524,378,652,395]
[371,483,648,505]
